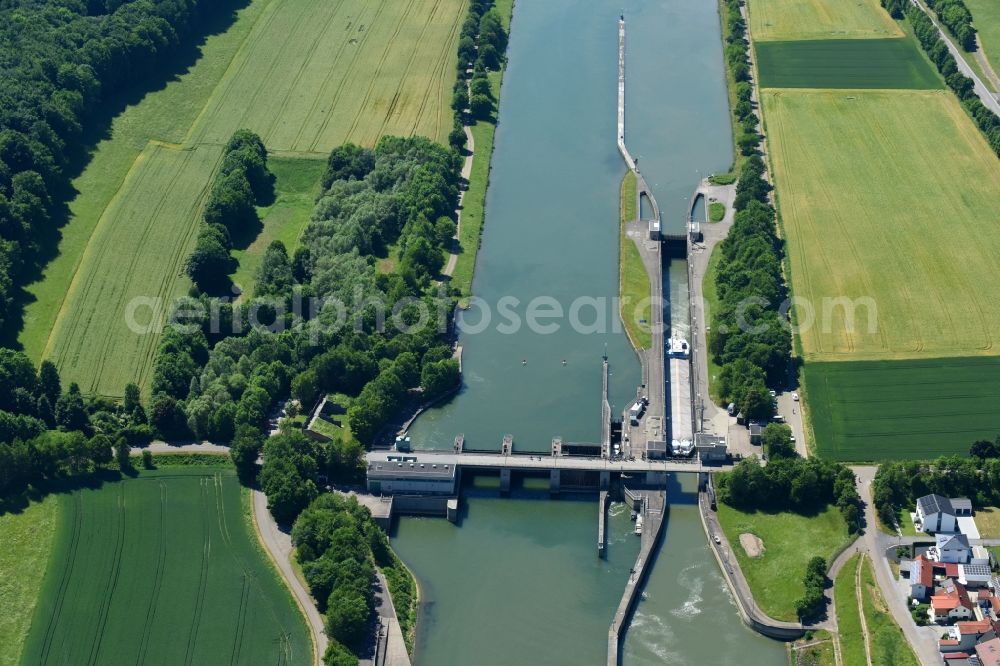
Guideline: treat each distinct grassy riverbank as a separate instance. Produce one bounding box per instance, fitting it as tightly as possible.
[859,555,919,666]
[451,0,515,297]
[618,171,652,350]
[717,503,850,622]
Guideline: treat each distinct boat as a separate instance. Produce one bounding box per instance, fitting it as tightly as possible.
[629,509,637,521]
[634,515,644,535]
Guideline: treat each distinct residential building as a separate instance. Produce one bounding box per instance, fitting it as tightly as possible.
[960,563,993,588]
[932,534,972,564]
[978,636,1000,666]
[909,555,934,601]
[917,494,957,533]
[932,584,975,623]
[939,619,994,652]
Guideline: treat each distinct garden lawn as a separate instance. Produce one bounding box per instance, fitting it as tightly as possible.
[231,156,327,298]
[21,467,311,665]
[973,507,1000,538]
[748,0,901,41]
[756,39,940,89]
[804,356,1000,461]
[716,503,849,622]
[25,0,468,397]
[619,172,651,350]
[860,555,919,666]
[834,553,865,666]
[0,496,59,666]
[762,89,1000,363]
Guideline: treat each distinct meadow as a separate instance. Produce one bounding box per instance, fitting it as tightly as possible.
[859,556,919,665]
[231,156,327,298]
[762,89,1000,363]
[756,39,940,89]
[748,0,901,42]
[0,496,58,666]
[23,0,467,397]
[804,356,1000,461]
[833,553,865,666]
[20,468,311,665]
[716,503,849,622]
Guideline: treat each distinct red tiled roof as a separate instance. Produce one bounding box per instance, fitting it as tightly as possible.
[977,636,1000,666]
[957,619,993,635]
[913,555,934,588]
[934,596,961,610]
[946,563,960,577]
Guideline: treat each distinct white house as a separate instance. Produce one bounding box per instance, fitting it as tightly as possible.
[960,563,993,588]
[931,587,974,623]
[933,534,972,564]
[917,494,957,533]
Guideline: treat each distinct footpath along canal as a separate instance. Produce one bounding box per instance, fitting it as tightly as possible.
[393,0,787,664]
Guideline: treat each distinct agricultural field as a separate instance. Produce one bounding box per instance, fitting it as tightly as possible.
[23,0,467,397]
[804,356,1000,461]
[231,157,327,298]
[762,89,1000,362]
[966,0,1000,82]
[20,468,311,665]
[716,503,849,622]
[748,0,901,42]
[0,496,58,666]
[756,39,941,89]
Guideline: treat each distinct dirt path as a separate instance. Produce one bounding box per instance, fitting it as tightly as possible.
[855,553,874,666]
[441,80,477,280]
[973,34,1000,93]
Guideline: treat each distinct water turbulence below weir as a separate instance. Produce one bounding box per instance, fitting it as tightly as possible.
[391,0,787,663]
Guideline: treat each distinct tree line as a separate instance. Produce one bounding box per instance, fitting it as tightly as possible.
[881,0,1000,157]
[0,347,153,500]
[721,0,761,157]
[0,0,237,333]
[186,129,274,292]
[449,0,508,150]
[873,437,1000,529]
[925,0,977,51]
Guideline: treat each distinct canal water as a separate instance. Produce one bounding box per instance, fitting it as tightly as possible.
[394,0,786,663]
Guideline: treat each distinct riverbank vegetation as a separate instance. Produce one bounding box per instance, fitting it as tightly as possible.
[716,501,848,622]
[707,158,790,421]
[20,467,311,664]
[449,0,513,297]
[618,172,651,350]
[0,494,57,666]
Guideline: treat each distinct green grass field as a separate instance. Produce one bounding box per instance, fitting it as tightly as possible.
[834,553,865,666]
[21,468,311,665]
[762,89,1000,363]
[23,0,467,397]
[748,0,901,42]
[805,357,1000,460]
[708,201,725,222]
[702,244,724,403]
[619,172,652,350]
[450,0,513,298]
[231,156,327,298]
[756,39,941,89]
[860,556,919,666]
[973,507,1000,538]
[966,0,1000,86]
[0,496,58,666]
[716,503,849,622]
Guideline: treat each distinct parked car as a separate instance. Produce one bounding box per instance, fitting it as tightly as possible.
[792,393,799,402]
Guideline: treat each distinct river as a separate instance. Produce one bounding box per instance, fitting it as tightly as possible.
[393,0,786,663]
